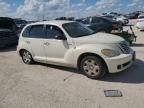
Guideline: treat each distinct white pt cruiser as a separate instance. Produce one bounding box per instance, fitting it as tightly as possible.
[17,21,136,79]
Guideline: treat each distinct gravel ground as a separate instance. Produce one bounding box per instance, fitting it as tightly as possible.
[0,20,144,108]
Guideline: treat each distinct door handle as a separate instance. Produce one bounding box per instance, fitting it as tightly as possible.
[26,41,30,44]
[44,42,50,46]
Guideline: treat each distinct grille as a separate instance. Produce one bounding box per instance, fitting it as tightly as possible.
[119,42,130,54]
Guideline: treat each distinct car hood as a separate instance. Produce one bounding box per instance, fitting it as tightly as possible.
[73,32,124,45]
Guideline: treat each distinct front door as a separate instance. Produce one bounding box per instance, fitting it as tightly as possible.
[44,25,73,65]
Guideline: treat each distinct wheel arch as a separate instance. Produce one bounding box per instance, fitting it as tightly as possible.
[77,52,108,71]
[19,49,27,57]
[19,49,33,57]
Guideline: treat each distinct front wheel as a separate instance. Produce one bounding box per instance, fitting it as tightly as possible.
[80,56,107,79]
[21,50,33,65]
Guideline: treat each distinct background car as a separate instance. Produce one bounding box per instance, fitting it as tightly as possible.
[136,21,144,31]
[14,19,28,37]
[116,16,129,25]
[102,15,116,19]
[14,19,27,29]
[76,16,122,33]
[55,17,75,21]
[125,12,139,19]
[136,14,144,31]
[102,15,129,25]
[137,14,144,22]
[0,17,18,48]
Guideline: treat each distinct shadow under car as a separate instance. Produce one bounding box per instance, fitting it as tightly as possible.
[0,45,16,52]
[101,59,144,84]
[35,59,144,84]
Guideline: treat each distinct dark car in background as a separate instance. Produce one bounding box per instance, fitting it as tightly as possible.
[14,19,28,37]
[76,16,122,33]
[55,17,75,21]
[125,11,142,19]
[14,19,27,29]
[126,13,139,19]
[0,17,18,48]
[102,15,116,20]
[102,15,129,25]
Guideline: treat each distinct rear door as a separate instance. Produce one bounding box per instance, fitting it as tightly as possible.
[22,25,46,61]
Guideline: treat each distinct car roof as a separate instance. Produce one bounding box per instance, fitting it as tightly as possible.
[28,20,75,26]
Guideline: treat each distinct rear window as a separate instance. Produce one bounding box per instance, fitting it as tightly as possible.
[22,26,31,37]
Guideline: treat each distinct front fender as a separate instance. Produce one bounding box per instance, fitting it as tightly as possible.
[73,44,111,67]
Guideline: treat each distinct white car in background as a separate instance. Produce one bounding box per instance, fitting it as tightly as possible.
[116,16,129,25]
[136,15,144,30]
[17,20,135,79]
[136,21,144,31]
[102,14,129,25]
[137,14,144,22]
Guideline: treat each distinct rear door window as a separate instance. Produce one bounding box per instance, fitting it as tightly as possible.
[29,25,45,38]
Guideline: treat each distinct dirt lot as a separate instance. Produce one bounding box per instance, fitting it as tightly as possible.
[0,20,144,108]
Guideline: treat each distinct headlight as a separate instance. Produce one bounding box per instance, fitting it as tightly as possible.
[101,49,121,57]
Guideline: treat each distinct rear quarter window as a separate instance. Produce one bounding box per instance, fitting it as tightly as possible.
[29,25,44,38]
[22,25,45,38]
[22,26,31,37]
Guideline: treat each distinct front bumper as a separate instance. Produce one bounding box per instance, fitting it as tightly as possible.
[105,49,135,73]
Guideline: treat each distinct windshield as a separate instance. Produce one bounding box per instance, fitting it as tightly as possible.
[62,22,94,38]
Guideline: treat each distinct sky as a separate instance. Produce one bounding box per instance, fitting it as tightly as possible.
[0,0,144,20]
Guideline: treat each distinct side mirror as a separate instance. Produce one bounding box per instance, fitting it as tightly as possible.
[55,35,67,40]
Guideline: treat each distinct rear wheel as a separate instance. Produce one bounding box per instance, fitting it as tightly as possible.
[21,50,33,64]
[80,56,107,79]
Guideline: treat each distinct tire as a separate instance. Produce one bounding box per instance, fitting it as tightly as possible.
[21,50,33,65]
[80,56,107,79]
